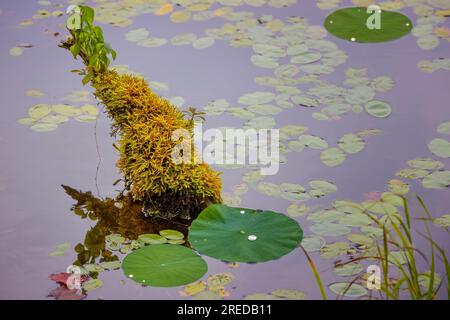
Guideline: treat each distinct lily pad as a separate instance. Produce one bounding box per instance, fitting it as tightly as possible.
[188,204,303,263]
[428,138,450,158]
[334,263,364,276]
[422,171,450,189]
[338,134,365,154]
[310,222,351,237]
[437,121,450,135]
[321,148,346,167]
[301,236,326,252]
[271,288,305,300]
[364,100,392,118]
[82,279,103,292]
[160,229,184,240]
[122,244,207,287]
[329,282,367,297]
[138,233,167,244]
[324,7,413,43]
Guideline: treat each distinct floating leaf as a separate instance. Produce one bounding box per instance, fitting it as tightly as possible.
[301,236,326,252]
[271,288,305,300]
[122,244,207,287]
[428,138,450,158]
[422,171,450,189]
[434,214,450,228]
[159,229,184,240]
[82,279,103,292]
[388,179,410,195]
[188,204,303,263]
[437,121,450,135]
[287,203,309,217]
[364,100,391,118]
[192,291,222,300]
[52,104,82,116]
[279,183,307,201]
[238,92,276,105]
[298,134,328,149]
[29,104,51,119]
[320,242,349,259]
[125,28,149,42]
[80,104,99,116]
[49,242,71,257]
[329,282,367,297]
[99,261,121,270]
[324,7,412,43]
[334,263,364,276]
[31,123,57,132]
[138,233,167,244]
[192,37,215,49]
[309,180,338,195]
[338,134,365,154]
[407,158,444,170]
[170,11,191,23]
[75,115,97,123]
[179,281,206,297]
[310,222,350,237]
[244,293,282,300]
[26,89,45,97]
[321,148,346,167]
[9,47,23,56]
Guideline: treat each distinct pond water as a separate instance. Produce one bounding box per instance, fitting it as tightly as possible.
[0,0,449,300]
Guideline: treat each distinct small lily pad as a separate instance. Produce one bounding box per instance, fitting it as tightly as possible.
[271,288,305,300]
[334,263,364,276]
[160,229,184,240]
[324,7,413,43]
[99,260,121,270]
[321,148,346,167]
[428,138,450,158]
[329,282,367,297]
[82,279,103,292]
[364,100,391,118]
[138,234,167,244]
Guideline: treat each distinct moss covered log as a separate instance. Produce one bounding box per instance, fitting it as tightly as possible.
[60,6,222,220]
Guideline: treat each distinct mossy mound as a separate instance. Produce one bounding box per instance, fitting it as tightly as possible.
[91,71,222,219]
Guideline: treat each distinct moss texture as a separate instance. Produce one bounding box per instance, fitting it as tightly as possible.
[90,71,222,219]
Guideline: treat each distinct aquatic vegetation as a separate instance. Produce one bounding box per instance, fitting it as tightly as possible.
[179,272,235,298]
[62,185,189,267]
[18,103,99,132]
[49,242,71,257]
[122,245,208,287]
[324,7,413,43]
[245,288,306,300]
[335,195,450,300]
[59,6,222,219]
[188,204,303,262]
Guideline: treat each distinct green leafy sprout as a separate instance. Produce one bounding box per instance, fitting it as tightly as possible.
[62,5,116,85]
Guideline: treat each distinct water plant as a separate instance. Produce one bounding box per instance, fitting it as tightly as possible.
[60,6,222,220]
[335,195,449,300]
[188,204,303,263]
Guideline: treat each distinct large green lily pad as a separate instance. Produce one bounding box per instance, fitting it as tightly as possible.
[188,204,303,263]
[122,244,207,287]
[324,7,412,43]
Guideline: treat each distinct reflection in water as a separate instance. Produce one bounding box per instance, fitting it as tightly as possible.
[48,185,191,299]
[62,185,189,266]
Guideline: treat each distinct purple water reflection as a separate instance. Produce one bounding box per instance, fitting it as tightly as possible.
[0,1,449,299]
